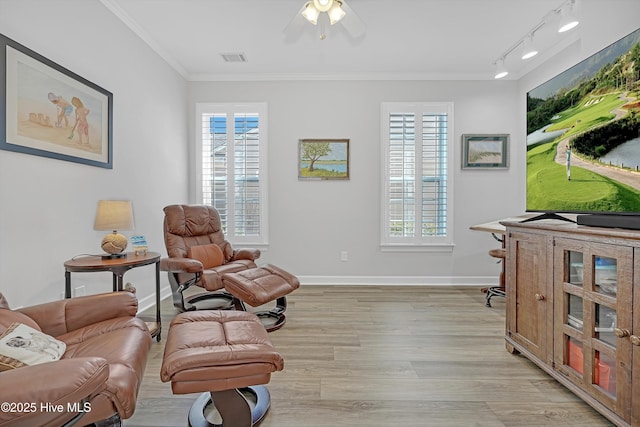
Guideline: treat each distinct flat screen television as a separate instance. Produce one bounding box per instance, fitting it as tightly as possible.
[526,27,640,228]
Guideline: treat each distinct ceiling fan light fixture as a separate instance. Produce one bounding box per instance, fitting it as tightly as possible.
[328,1,346,25]
[291,0,363,40]
[302,2,320,25]
[313,0,333,12]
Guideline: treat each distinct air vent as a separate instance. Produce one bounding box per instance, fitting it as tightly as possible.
[220,53,248,63]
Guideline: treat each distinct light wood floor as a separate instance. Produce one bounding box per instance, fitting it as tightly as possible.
[126,286,613,427]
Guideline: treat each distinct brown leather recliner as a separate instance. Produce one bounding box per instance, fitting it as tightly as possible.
[0,292,151,427]
[160,204,261,312]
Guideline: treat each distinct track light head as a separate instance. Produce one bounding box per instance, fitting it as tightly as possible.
[521,34,539,60]
[558,0,579,33]
[494,59,508,79]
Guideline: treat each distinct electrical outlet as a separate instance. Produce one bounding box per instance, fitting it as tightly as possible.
[74,285,86,297]
[341,251,348,262]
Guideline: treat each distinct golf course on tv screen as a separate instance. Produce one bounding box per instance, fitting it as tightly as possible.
[526,27,640,214]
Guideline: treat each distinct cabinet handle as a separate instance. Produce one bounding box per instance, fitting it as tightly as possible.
[535,293,545,301]
[631,335,640,346]
[614,328,631,338]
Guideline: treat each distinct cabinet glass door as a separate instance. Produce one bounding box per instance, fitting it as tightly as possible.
[568,251,584,287]
[567,293,583,330]
[593,301,617,396]
[554,239,632,422]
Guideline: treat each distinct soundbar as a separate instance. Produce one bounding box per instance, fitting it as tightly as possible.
[576,214,640,230]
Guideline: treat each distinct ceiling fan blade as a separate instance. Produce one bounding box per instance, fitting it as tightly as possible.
[338,0,366,38]
[283,3,308,42]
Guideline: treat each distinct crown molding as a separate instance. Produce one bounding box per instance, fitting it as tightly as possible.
[99,0,189,79]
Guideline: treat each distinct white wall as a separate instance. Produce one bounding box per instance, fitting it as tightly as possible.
[0,0,189,308]
[189,79,522,284]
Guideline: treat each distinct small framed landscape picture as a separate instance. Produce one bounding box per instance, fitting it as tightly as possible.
[462,134,509,169]
[298,139,349,180]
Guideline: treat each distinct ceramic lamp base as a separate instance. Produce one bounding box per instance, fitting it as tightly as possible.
[101,232,128,256]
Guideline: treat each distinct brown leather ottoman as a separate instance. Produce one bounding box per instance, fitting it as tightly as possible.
[223,264,300,331]
[160,310,284,427]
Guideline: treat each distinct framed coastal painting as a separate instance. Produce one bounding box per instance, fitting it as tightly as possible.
[461,134,509,169]
[0,34,113,168]
[298,139,350,180]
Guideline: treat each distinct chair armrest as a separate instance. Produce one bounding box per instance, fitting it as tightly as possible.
[17,292,138,337]
[0,357,109,427]
[160,257,203,274]
[232,248,261,261]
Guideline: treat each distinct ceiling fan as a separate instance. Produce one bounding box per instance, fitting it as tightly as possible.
[284,0,366,40]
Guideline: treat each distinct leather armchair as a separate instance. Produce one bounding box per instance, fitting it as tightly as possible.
[160,204,261,312]
[0,291,151,427]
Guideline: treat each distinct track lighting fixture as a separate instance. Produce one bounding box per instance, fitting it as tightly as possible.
[491,0,580,79]
[558,0,579,33]
[521,34,538,60]
[494,59,509,80]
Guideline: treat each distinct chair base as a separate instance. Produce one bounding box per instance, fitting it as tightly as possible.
[168,272,235,312]
[183,292,235,312]
[88,413,122,427]
[256,311,286,332]
[485,286,505,307]
[188,386,271,427]
[235,296,288,332]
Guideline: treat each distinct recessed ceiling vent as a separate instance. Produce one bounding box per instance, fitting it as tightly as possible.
[220,53,248,63]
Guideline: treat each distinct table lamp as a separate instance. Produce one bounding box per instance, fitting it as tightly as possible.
[94,200,135,259]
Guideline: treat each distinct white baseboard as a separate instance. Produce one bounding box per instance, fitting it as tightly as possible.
[136,286,172,315]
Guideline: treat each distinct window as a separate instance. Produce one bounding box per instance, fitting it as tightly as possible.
[381,102,454,251]
[196,103,268,246]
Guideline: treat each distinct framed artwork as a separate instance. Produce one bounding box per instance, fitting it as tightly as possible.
[298,139,350,180]
[0,34,113,168]
[462,134,509,169]
[131,235,148,255]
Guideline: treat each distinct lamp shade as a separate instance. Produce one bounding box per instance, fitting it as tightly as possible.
[94,200,135,231]
[302,2,320,25]
[328,1,346,25]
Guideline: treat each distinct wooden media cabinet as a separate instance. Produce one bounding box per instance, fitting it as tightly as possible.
[503,220,640,426]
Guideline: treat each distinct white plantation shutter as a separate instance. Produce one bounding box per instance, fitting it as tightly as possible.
[381,102,453,250]
[196,103,268,245]
[421,112,448,237]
